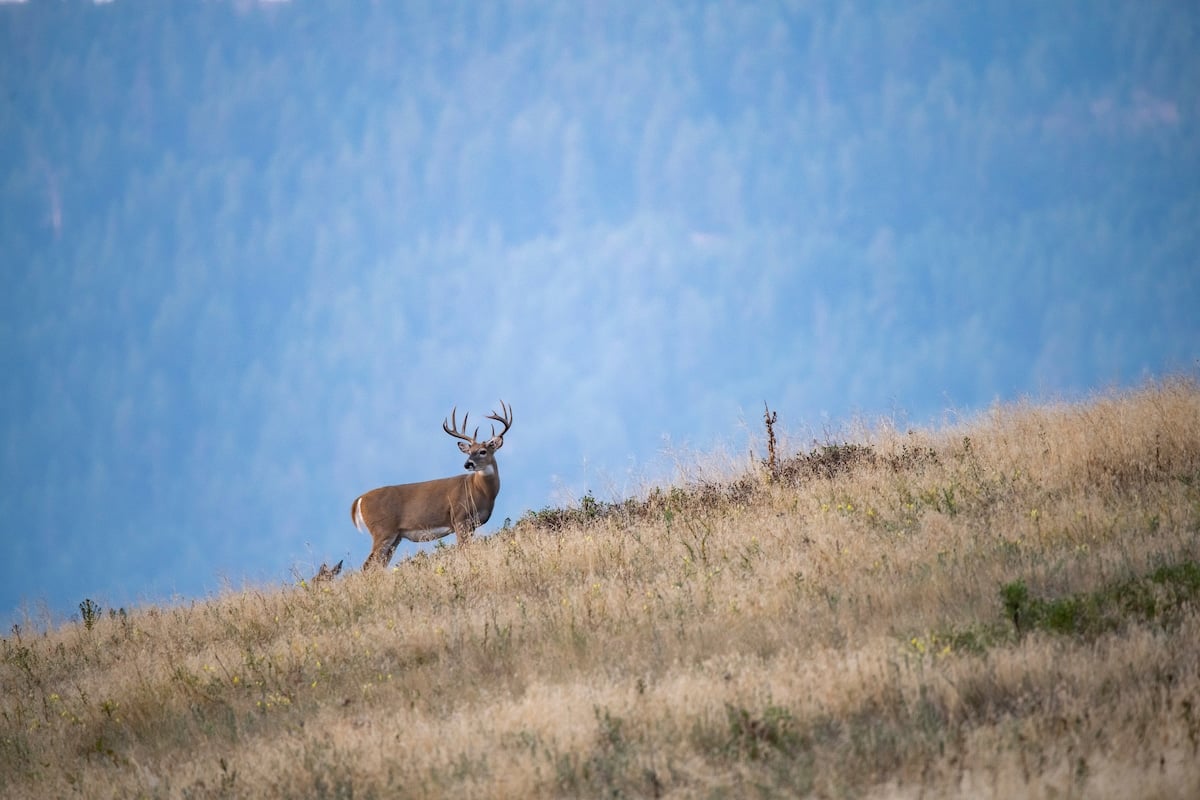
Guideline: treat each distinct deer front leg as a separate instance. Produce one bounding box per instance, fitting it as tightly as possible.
[451,511,478,547]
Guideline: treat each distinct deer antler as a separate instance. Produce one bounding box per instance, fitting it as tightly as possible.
[485,400,513,439]
[443,407,479,443]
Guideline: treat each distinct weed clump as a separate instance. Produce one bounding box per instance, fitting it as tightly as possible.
[1001,560,1200,638]
[722,703,802,761]
[770,442,878,484]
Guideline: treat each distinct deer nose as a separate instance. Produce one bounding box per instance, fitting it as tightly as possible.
[464,459,474,470]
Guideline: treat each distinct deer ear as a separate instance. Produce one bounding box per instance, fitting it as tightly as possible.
[458,441,472,453]
[488,436,504,451]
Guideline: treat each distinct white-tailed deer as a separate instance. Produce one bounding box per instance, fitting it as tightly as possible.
[351,401,513,570]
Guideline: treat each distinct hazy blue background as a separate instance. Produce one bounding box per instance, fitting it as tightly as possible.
[2,0,1197,630]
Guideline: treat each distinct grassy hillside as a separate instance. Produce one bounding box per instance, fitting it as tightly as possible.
[3,380,1200,799]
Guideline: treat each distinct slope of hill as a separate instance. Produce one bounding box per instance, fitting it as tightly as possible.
[4,0,1200,630]
[3,380,1199,798]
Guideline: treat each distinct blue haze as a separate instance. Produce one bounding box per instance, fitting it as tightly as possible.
[1,0,1197,629]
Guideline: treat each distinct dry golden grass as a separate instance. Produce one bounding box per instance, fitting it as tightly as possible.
[3,378,1200,798]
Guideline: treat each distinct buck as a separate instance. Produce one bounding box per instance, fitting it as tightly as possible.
[351,401,513,570]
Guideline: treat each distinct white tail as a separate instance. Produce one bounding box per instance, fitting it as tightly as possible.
[350,401,513,570]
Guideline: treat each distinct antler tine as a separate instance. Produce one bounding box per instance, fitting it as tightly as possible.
[442,406,478,443]
[485,399,513,438]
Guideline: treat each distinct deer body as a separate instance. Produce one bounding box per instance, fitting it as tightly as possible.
[352,402,511,570]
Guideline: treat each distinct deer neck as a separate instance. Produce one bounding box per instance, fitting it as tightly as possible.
[469,462,500,498]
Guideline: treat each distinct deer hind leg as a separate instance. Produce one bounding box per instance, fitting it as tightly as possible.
[364,532,401,571]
